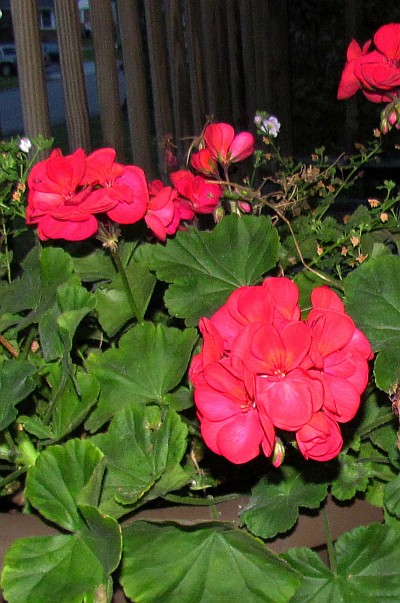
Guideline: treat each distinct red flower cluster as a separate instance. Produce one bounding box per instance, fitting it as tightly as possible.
[338,23,400,103]
[27,147,224,242]
[189,278,373,465]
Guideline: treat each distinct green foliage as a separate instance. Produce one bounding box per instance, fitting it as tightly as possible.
[283,524,400,602]
[2,93,400,603]
[138,214,280,325]
[345,255,400,391]
[241,464,330,539]
[120,521,300,603]
[85,322,197,431]
[92,405,190,517]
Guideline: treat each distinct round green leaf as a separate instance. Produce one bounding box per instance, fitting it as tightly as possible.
[120,521,300,603]
[26,439,105,532]
[241,464,330,539]
[92,405,189,517]
[85,321,197,432]
[284,523,400,602]
[345,255,400,392]
[138,214,280,325]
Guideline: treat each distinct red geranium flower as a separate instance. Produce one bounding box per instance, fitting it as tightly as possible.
[338,24,400,103]
[203,123,255,166]
[190,148,219,176]
[195,357,275,464]
[84,148,148,225]
[144,185,179,241]
[170,169,222,214]
[26,148,113,241]
[296,412,343,462]
[337,39,372,100]
[190,278,373,466]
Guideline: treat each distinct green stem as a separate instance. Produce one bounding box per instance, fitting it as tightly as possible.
[1,212,11,284]
[322,504,337,574]
[163,492,240,506]
[111,247,143,324]
[0,466,27,490]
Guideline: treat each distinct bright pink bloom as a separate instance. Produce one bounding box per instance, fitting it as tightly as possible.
[84,149,148,225]
[337,39,372,100]
[203,123,255,166]
[190,279,372,465]
[26,148,112,241]
[170,170,222,214]
[210,277,301,351]
[338,24,400,103]
[306,286,373,423]
[190,148,219,176]
[189,318,225,387]
[232,320,324,431]
[144,185,179,241]
[195,357,275,464]
[296,412,343,462]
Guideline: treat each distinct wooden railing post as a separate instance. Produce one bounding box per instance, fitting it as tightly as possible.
[54,0,91,153]
[90,0,125,160]
[117,0,153,176]
[10,0,52,149]
[143,0,174,175]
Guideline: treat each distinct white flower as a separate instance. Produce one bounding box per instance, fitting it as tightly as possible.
[260,116,281,138]
[19,137,32,153]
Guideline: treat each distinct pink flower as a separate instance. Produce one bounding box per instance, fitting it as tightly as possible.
[190,278,373,466]
[338,24,400,103]
[84,149,148,225]
[190,148,219,176]
[26,148,113,241]
[296,412,343,462]
[337,39,372,100]
[195,357,275,464]
[203,123,255,166]
[170,169,222,214]
[306,286,373,423]
[144,185,179,241]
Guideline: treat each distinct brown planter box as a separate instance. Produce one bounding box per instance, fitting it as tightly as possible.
[0,496,382,602]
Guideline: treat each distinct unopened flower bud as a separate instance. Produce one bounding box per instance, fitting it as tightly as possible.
[213,205,225,223]
[272,437,285,468]
[380,118,390,135]
[388,110,398,126]
[238,201,251,213]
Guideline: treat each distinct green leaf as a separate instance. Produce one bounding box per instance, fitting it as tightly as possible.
[384,473,400,518]
[138,214,280,325]
[1,509,121,603]
[120,521,300,603]
[85,322,197,432]
[26,439,105,532]
[241,464,330,539]
[345,255,400,391]
[92,405,189,517]
[50,370,100,442]
[57,283,96,342]
[0,359,37,430]
[283,523,400,602]
[331,450,374,501]
[0,246,41,315]
[95,260,156,336]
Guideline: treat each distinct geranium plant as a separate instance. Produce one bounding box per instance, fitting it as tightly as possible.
[2,21,400,603]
